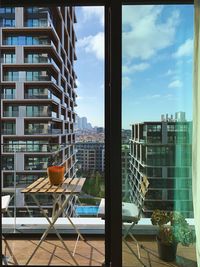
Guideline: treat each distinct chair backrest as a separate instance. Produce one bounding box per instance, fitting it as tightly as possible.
[138,175,149,215]
[1,195,11,213]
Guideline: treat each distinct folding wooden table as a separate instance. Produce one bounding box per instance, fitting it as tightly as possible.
[21,177,86,265]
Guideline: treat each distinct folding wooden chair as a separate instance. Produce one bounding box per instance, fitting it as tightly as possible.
[122,175,150,267]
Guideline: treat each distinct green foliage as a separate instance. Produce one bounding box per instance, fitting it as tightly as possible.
[151,209,195,246]
[80,171,105,198]
[79,197,101,206]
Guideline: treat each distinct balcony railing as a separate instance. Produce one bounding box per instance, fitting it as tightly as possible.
[1,94,15,99]
[24,93,61,103]
[24,128,62,135]
[3,111,19,117]
[26,111,53,117]
[3,144,61,153]
[24,57,59,71]
[1,129,16,135]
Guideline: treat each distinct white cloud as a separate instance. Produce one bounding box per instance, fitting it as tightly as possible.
[122,77,132,90]
[81,6,104,26]
[122,6,180,60]
[173,38,193,58]
[165,69,174,76]
[122,62,150,74]
[168,79,182,88]
[77,32,104,60]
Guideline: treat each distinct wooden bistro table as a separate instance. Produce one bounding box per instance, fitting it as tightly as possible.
[21,177,86,265]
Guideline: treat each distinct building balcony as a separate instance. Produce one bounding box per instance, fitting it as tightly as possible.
[24,92,61,103]
[1,129,16,135]
[3,111,19,117]
[24,57,59,71]
[2,144,59,153]
[24,128,62,135]
[25,111,57,118]
[1,94,15,99]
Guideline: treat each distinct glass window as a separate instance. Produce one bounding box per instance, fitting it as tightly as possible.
[26,71,32,81]
[122,7,194,264]
[26,36,33,45]
[18,36,25,45]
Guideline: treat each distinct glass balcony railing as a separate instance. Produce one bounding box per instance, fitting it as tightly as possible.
[3,111,19,117]
[1,57,16,63]
[24,19,48,28]
[24,128,62,135]
[1,94,15,99]
[24,93,61,103]
[3,144,59,153]
[25,7,49,14]
[25,111,51,117]
[24,93,50,99]
[1,129,16,135]
[24,57,59,70]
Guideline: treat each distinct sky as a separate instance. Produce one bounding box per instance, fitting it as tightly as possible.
[74,5,193,129]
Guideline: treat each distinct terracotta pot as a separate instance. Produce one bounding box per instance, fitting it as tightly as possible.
[157,236,177,262]
[47,166,65,185]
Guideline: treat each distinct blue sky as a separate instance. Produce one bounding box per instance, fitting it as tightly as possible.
[74,7,104,128]
[74,5,193,129]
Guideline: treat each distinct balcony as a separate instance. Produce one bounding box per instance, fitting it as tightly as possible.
[1,141,196,266]
[2,219,196,266]
[3,110,19,117]
[1,129,16,135]
[24,92,61,103]
[24,128,62,135]
[3,144,59,153]
[24,56,59,71]
[1,94,15,99]
[25,111,57,118]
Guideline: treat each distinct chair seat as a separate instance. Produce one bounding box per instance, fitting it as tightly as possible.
[1,195,11,213]
[97,199,139,222]
[122,202,139,222]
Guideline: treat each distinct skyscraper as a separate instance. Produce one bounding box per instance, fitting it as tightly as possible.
[129,114,193,217]
[1,7,77,216]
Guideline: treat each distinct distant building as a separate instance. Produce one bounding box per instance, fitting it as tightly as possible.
[122,129,131,144]
[76,142,104,172]
[76,115,93,130]
[122,144,130,200]
[96,127,104,134]
[129,114,193,217]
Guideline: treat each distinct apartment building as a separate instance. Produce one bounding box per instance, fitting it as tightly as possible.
[129,113,193,217]
[0,7,78,216]
[121,144,130,200]
[76,142,105,172]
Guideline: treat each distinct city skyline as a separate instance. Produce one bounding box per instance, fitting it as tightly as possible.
[75,5,193,129]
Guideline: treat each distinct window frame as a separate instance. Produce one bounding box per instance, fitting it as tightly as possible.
[0,1,194,267]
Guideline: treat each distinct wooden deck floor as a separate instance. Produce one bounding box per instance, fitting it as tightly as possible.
[2,236,197,266]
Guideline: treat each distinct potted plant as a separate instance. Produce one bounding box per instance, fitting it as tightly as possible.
[151,209,195,262]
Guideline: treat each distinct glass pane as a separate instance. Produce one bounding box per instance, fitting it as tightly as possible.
[1,5,105,266]
[122,4,196,266]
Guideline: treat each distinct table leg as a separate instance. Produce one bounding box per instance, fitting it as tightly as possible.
[25,194,78,266]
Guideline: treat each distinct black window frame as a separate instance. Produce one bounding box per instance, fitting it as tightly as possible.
[0,1,194,267]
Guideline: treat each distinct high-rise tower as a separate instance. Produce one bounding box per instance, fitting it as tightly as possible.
[1,7,78,216]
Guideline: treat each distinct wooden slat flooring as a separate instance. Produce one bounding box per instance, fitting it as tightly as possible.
[2,236,196,266]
